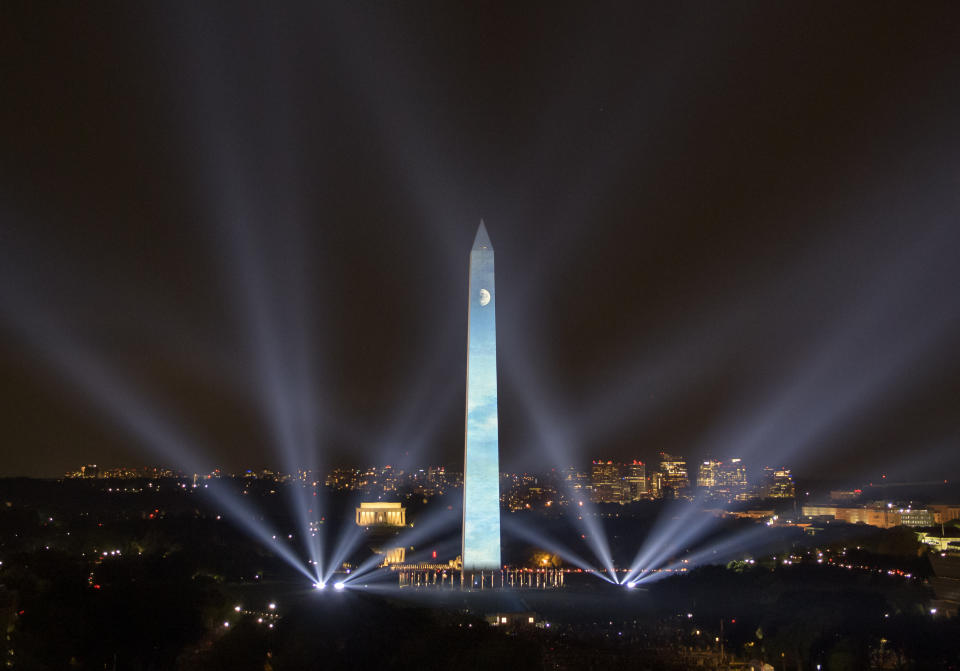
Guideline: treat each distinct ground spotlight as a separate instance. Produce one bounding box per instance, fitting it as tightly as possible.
[313,582,326,590]
[334,581,345,591]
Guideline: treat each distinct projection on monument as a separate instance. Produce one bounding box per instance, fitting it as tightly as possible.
[462,221,502,569]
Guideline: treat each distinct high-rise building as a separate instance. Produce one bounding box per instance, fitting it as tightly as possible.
[591,461,623,503]
[698,458,749,500]
[624,461,647,501]
[647,470,663,499]
[698,460,721,488]
[659,452,689,496]
[564,466,590,495]
[717,458,748,488]
[764,467,795,498]
[462,222,501,570]
[716,458,750,500]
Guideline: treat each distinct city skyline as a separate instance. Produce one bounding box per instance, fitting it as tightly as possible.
[51,452,916,484]
[17,440,945,482]
[51,459,960,535]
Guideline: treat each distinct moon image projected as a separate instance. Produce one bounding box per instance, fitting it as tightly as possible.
[479,289,491,306]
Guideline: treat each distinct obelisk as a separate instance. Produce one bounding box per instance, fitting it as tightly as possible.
[462,221,501,570]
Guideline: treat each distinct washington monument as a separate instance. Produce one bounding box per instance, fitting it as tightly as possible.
[462,221,501,569]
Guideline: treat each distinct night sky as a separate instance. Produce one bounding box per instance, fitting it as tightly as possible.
[2,2,959,479]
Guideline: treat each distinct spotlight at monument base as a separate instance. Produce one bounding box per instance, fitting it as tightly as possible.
[321,507,367,585]
[622,499,718,586]
[636,524,774,585]
[334,581,345,591]
[574,497,618,583]
[501,516,611,583]
[499,351,619,583]
[313,582,326,590]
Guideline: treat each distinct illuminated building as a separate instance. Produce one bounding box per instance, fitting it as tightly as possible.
[802,504,934,528]
[930,505,960,524]
[659,453,689,497]
[918,532,960,553]
[564,467,590,497]
[697,458,749,501]
[803,504,897,527]
[462,222,501,570]
[624,461,647,501]
[697,460,720,488]
[379,547,406,564]
[591,461,623,503]
[717,458,747,489]
[588,460,648,503]
[355,502,406,526]
[763,467,795,498]
[647,470,663,499]
[356,502,407,565]
[899,508,935,527]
